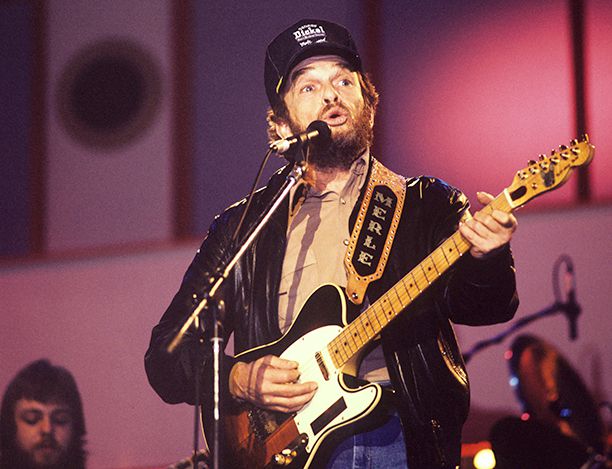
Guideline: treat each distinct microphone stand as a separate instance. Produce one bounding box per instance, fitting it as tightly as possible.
[463,255,581,364]
[462,300,578,364]
[165,150,310,469]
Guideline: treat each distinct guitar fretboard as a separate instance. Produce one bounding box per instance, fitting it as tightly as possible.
[327,192,513,368]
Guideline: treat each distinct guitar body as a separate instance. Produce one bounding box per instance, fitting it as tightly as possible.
[203,284,383,469]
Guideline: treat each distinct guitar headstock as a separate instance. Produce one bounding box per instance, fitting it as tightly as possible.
[505,135,594,209]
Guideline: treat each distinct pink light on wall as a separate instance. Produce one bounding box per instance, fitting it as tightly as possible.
[380,1,610,207]
[586,0,612,202]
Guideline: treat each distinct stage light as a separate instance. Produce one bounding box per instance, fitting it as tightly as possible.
[473,448,496,469]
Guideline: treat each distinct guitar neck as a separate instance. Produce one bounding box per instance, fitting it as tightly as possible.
[327,191,513,368]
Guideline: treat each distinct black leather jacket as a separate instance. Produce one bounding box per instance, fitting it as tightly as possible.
[145,161,518,469]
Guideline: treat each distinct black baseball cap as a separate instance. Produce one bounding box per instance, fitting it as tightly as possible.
[264,19,363,107]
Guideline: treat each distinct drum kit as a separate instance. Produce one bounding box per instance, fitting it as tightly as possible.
[489,334,610,469]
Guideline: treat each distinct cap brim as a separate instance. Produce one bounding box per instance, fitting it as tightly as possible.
[276,43,362,95]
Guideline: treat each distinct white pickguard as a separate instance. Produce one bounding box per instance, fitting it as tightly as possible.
[280,325,382,459]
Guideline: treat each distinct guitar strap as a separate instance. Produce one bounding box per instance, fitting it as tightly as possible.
[344,157,406,305]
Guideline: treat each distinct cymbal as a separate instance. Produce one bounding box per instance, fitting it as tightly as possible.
[506,334,604,453]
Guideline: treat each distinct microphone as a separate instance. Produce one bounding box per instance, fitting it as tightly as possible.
[269,120,331,154]
[562,259,581,341]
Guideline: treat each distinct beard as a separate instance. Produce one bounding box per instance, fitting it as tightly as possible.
[4,440,79,469]
[286,102,374,171]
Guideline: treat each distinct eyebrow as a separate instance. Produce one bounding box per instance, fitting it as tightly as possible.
[288,60,354,87]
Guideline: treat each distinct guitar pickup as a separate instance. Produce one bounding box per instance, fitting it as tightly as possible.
[315,351,329,381]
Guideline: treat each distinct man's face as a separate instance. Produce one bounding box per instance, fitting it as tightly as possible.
[14,398,74,467]
[277,55,373,169]
[281,55,366,138]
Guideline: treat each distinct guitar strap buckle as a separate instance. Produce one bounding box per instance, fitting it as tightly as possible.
[344,157,406,305]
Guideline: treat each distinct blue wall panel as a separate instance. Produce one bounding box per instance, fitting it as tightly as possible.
[0,2,33,256]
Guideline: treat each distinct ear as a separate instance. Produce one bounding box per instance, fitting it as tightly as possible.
[275,119,293,139]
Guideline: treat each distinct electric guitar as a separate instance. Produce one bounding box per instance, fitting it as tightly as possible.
[204,136,594,468]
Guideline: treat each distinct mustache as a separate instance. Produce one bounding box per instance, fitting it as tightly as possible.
[35,436,59,450]
[318,102,350,120]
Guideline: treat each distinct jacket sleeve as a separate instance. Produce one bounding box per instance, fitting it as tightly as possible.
[414,177,518,325]
[144,209,239,405]
[435,182,519,326]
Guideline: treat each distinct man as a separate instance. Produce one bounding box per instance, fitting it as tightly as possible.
[0,359,87,469]
[145,18,519,469]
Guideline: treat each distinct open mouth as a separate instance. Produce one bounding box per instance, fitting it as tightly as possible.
[321,107,349,126]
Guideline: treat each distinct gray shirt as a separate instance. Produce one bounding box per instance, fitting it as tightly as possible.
[278,155,388,382]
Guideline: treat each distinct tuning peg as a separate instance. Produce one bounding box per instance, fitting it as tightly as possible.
[559,144,568,151]
[580,133,589,142]
[571,148,580,155]
[550,155,561,164]
[570,139,578,146]
[528,159,537,166]
[538,154,546,161]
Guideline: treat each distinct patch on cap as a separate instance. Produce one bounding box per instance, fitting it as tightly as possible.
[293,23,328,48]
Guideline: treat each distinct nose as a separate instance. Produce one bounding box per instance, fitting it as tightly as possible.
[39,415,52,435]
[322,83,339,104]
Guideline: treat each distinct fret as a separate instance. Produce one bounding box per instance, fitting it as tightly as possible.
[419,264,432,284]
[398,277,413,303]
[329,339,348,367]
[373,301,391,327]
[369,305,384,331]
[392,286,405,311]
[349,327,365,349]
[407,272,422,294]
[429,255,441,276]
[440,243,451,265]
[450,235,464,259]
[357,314,375,343]
[420,256,438,283]
[343,329,359,353]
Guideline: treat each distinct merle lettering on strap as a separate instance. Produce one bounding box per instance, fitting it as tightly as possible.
[344,157,406,305]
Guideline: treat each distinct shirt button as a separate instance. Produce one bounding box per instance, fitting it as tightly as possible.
[343,239,349,246]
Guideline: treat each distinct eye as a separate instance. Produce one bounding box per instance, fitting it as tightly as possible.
[338,78,354,87]
[20,411,42,426]
[300,84,315,93]
[51,410,73,426]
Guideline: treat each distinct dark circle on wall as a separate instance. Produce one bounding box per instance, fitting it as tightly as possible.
[57,38,161,149]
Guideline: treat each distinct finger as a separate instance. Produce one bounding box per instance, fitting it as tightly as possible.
[262,366,301,384]
[461,217,490,240]
[459,221,487,248]
[476,191,495,205]
[262,388,318,413]
[460,221,503,258]
[490,210,517,231]
[264,355,299,370]
[267,381,318,398]
[472,213,506,236]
